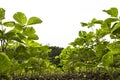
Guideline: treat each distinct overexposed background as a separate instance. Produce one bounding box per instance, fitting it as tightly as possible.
[0,0,120,47]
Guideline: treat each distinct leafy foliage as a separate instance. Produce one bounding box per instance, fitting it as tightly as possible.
[103,7,118,17]
[27,17,42,25]
[13,12,27,25]
[0,52,11,74]
[1,7,120,79]
[48,46,63,65]
[57,7,120,79]
[0,8,62,79]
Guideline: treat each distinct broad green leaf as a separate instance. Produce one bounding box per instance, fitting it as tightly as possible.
[14,23,24,31]
[0,8,5,20]
[27,17,42,25]
[28,34,39,40]
[96,23,110,38]
[105,18,118,23]
[102,52,113,66]
[13,12,27,24]
[0,52,11,73]
[3,21,15,27]
[105,18,118,27]
[107,41,120,54]
[103,7,118,17]
[111,23,120,33]
[94,42,108,57]
[70,38,84,46]
[27,57,41,67]
[92,18,103,24]
[23,27,35,36]
[25,40,41,47]
[13,36,24,43]
[17,33,26,39]
[5,30,16,39]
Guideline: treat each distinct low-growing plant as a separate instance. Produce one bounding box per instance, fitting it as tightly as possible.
[57,7,120,79]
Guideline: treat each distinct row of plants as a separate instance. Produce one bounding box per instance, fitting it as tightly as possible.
[0,8,63,79]
[1,7,120,80]
[57,7,120,80]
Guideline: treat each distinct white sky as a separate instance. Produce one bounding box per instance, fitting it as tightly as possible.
[0,0,120,47]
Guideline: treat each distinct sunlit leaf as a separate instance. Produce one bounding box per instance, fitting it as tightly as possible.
[102,52,113,66]
[103,7,118,17]
[14,23,24,31]
[17,33,26,39]
[3,21,15,27]
[28,34,39,40]
[92,18,103,24]
[25,40,41,48]
[23,27,35,36]
[96,23,110,38]
[105,18,118,27]
[27,17,42,25]
[107,41,120,54]
[111,23,120,33]
[13,12,27,24]
[13,36,24,43]
[0,52,11,73]
[0,8,5,20]
[105,18,118,24]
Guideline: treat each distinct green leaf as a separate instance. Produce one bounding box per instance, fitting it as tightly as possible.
[14,24,24,31]
[27,17,42,25]
[25,40,41,47]
[79,31,87,37]
[111,23,120,33]
[103,7,118,17]
[28,57,39,66]
[92,18,103,24]
[80,22,88,27]
[105,18,118,23]
[70,38,84,46]
[23,27,35,36]
[17,33,26,39]
[107,41,120,54]
[13,36,24,43]
[105,18,118,27]
[94,42,108,58]
[13,12,27,24]
[96,23,110,38]
[28,34,39,40]
[5,30,16,39]
[102,52,113,66]
[3,21,15,27]
[0,8,5,20]
[0,52,11,73]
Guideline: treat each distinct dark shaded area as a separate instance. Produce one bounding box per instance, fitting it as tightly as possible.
[48,46,63,65]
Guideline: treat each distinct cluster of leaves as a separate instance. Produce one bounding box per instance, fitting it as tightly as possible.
[1,7,120,79]
[57,7,120,79]
[0,8,63,79]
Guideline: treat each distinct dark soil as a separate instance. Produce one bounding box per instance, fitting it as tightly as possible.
[10,71,120,80]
